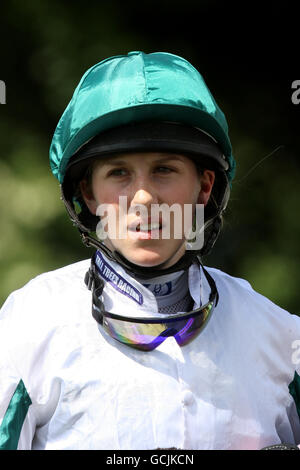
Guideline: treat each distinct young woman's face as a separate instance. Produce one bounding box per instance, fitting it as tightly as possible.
[80,152,215,269]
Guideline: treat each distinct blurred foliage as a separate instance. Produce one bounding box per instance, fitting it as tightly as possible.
[0,1,299,314]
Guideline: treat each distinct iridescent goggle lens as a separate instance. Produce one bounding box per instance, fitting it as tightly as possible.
[88,258,219,352]
[98,298,216,352]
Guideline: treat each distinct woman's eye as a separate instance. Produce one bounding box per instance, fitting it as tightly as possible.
[109,168,127,176]
[155,166,173,173]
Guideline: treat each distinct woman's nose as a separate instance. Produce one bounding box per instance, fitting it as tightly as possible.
[131,189,155,206]
[130,177,159,208]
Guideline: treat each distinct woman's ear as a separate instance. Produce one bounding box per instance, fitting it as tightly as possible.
[197,170,215,206]
[79,179,98,215]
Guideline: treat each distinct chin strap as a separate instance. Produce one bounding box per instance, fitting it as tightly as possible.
[60,180,225,279]
[200,215,222,256]
[61,184,196,278]
[80,228,198,280]
[78,213,223,280]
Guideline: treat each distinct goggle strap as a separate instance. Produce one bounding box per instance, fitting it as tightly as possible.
[85,254,105,325]
[198,262,219,306]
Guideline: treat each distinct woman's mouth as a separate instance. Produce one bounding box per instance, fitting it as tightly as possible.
[128,221,163,239]
[136,222,161,232]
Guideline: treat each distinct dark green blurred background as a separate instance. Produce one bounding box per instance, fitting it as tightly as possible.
[1,1,299,314]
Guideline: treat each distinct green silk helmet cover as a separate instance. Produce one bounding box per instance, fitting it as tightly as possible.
[49,51,235,184]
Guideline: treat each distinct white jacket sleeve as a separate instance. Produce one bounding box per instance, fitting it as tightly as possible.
[0,293,36,450]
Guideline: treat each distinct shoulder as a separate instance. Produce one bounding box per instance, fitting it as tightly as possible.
[205,265,253,293]
[204,266,300,381]
[205,265,300,332]
[0,258,92,324]
[25,258,91,290]
[0,259,94,393]
[12,258,89,293]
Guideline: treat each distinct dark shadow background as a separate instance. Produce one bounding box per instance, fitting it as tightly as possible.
[0,0,299,314]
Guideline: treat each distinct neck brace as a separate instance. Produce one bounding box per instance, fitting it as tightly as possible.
[136,270,192,314]
[92,250,208,319]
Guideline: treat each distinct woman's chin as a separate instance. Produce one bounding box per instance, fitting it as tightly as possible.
[106,239,186,269]
[124,252,167,268]
[120,246,185,269]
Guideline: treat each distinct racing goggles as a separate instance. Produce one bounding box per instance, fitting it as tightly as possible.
[85,259,219,352]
